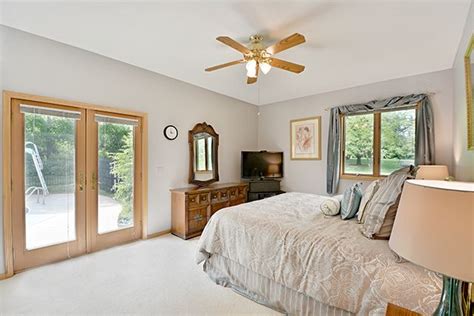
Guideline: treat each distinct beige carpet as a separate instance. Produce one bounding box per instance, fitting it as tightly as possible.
[0,234,279,315]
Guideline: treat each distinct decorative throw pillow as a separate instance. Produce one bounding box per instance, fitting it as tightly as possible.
[357,180,380,223]
[340,183,363,220]
[320,195,343,216]
[360,166,416,239]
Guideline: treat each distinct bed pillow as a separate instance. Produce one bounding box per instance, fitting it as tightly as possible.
[360,166,416,239]
[357,180,380,223]
[320,195,343,216]
[340,183,363,220]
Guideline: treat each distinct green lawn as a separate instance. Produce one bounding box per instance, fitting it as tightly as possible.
[344,158,414,176]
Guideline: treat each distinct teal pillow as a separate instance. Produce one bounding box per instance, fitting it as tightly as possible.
[340,183,363,220]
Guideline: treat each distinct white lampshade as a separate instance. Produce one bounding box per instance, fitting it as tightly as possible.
[259,62,271,74]
[389,180,474,282]
[416,165,449,180]
[246,60,257,78]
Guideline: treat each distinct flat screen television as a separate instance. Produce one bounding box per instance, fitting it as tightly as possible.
[241,151,284,179]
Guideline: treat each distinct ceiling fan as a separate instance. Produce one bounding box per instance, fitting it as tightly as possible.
[205,33,306,84]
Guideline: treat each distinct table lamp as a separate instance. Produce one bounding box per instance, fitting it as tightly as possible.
[415,165,449,180]
[389,180,473,315]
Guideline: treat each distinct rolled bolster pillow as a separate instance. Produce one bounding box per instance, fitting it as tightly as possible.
[320,196,341,216]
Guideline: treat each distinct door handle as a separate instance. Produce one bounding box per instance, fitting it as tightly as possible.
[91,172,97,190]
[78,172,85,192]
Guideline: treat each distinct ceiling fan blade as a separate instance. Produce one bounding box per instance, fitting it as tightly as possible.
[216,36,251,55]
[247,62,259,84]
[205,60,244,72]
[266,33,306,55]
[270,58,305,73]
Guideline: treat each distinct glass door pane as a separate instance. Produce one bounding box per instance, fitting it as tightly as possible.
[23,111,77,250]
[380,109,416,175]
[343,113,374,175]
[97,121,135,234]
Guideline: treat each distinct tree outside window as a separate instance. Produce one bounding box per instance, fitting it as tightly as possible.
[342,107,416,177]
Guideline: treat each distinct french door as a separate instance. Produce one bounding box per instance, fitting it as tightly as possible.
[86,110,142,251]
[11,99,142,272]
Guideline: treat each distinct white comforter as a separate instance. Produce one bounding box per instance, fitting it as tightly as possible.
[196,192,441,315]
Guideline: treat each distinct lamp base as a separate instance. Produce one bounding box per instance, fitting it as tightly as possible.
[434,276,462,316]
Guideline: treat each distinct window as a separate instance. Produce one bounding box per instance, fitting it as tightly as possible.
[195,135,213,172]
[196,138,206,171]
[342,107,416,178]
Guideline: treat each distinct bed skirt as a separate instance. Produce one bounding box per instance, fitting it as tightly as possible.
[203,254,354,316]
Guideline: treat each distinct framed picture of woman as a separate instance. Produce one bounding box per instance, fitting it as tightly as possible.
[290,116,321,160]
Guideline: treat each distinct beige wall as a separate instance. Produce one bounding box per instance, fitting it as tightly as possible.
[0,26,258,273]
[258,69,454,195]
[452,3,474,181]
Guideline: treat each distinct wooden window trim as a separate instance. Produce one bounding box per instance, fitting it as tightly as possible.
[340,105,417,180]
[2,90,149,279]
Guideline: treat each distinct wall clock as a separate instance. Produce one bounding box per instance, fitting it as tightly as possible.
[163,125,178,140]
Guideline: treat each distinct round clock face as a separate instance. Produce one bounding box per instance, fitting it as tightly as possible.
[164,125,178,140]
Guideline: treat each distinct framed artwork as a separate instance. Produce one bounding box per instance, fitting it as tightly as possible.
[465,35,473,150]
[290,116,321,160]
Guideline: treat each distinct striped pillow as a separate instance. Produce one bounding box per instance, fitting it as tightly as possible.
[360,166,416,239]
[357,180,380,223]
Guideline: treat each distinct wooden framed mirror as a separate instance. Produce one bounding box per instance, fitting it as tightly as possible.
[189,122,219,186]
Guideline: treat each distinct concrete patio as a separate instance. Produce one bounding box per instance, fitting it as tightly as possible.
[25,193,123,250]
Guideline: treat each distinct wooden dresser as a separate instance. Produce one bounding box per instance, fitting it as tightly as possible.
[170,183,248,239]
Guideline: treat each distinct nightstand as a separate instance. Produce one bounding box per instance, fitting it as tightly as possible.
[386,303,421,316]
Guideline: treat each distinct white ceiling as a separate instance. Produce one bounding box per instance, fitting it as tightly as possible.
[0,1,471,105]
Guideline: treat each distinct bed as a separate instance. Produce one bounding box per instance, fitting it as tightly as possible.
[196,192,442,315]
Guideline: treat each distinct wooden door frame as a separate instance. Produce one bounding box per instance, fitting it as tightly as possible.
[2,91,149,279]
[86,109,144,252]
[11,99,87,272]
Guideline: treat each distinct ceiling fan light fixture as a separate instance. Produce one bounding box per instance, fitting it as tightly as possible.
[246,59,257,78]
[246,59,256,71]
[246,68,257,78]
[260,62,271,74]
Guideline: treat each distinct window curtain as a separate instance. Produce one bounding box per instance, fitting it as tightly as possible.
[326,94,435,194]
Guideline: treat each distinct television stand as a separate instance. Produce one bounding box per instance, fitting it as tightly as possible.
[244,179,284,202]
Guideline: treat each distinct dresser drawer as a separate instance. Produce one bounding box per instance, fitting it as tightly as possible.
[188,216,207,234]
[218,189,229,202]
[211,201,229,215]
[188,193,210,209]
[229,187,238,200]
[237,186,247,198]
[188,206,207,221]
[230,198,246,206]
[211,189,229,202]
[210,191,219,203]
[188,206,207,234]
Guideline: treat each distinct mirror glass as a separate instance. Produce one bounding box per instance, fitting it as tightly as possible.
[189,123,219,186]
[193,132,215,181]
